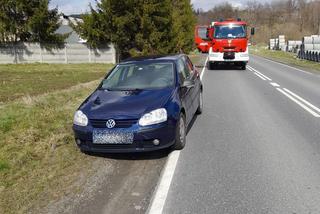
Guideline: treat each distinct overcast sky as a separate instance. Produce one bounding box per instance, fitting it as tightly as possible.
[50,0,272,15]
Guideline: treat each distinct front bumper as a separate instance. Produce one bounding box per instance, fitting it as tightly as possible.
[208,48,249,62]
[73,121,176,153]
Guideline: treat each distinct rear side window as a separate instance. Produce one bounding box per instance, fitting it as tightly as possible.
[177,58,191,83]
[184,56,194,74]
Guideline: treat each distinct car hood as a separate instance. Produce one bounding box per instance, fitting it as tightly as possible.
[80,88,174,120]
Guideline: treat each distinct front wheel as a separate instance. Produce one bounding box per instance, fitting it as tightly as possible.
[240,62,247,70]
[208,61,215,70]
[173,114,186,150]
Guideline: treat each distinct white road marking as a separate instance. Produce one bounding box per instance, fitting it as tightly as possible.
[147,151,180,214]
[200,57,209,80]
[148,56,208,214]
[248,65,272,81]
[253,55,315,76]
[277,88,320,118]
[283,88,320,114]
[270,82,280,87]
[247,67,254,72]
[253,72,267,80]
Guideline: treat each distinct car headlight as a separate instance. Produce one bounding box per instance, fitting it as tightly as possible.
[73,110,88,126]
[139,108,167,126]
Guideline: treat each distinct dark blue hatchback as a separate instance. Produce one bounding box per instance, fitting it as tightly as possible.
[73,54,203,153]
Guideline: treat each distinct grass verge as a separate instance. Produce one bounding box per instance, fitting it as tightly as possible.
[0,63,112,103]
[0,63,113,213]
[0,80,101,214]
[250,45,320,73]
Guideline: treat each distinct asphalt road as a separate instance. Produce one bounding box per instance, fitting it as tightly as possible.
[156,54,320,214]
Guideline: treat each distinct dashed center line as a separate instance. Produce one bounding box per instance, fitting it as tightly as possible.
[270,82,280,87]
[253,72,267,80]
[249,65,320,118]
[248,65,272,81]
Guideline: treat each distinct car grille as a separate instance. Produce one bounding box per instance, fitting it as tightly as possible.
[89,119,138,128]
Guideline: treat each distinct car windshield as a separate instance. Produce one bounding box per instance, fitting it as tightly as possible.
[197,27,208,40]
[214,25,246,39]
[100,61,175,90]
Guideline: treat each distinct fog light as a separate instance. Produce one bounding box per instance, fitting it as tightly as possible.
[153,139,160,146]
[76,139,81,145]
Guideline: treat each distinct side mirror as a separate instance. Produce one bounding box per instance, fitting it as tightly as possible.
[182,79,195,89]
[251,28,255,35]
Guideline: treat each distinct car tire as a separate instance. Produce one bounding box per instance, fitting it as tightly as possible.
[208,62,215,70]
[174,113,186,150]
[80,149,93,156]
[196,90,203,114]
[241,63,246,70]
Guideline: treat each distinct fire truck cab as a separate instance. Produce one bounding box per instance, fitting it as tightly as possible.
[207,19,254,70]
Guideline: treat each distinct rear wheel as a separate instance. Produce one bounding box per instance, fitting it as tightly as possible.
[173,114,186,150]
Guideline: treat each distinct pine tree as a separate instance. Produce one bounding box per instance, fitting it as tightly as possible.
[74,0,196,59]
[0,0,66,45]
[171,0,196,53]
[134,0,173,55]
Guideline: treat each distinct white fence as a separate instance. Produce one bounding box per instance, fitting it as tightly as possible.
[0,43,116,64]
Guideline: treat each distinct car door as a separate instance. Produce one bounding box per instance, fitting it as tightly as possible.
[177,58,195,124]
[183,56,200,115]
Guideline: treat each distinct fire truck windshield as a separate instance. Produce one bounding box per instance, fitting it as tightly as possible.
[214,25,246,39]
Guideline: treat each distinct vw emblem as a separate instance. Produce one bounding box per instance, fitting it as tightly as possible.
[106,119,116,129]
[228,39,232,44]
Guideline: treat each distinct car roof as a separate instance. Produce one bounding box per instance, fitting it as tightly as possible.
[120,54,185,64]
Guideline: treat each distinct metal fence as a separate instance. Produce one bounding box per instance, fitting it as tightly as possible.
[0,43,116,64]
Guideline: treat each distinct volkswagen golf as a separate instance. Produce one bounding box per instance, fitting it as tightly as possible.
[73,54,203,153]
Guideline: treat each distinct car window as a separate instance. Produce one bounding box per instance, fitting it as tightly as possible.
[184,56,194,75]
[178,58,191,82]
[177,59,187,82]
[182,57,192,78]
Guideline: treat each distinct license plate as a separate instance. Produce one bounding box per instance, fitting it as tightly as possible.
[93,129,134,144]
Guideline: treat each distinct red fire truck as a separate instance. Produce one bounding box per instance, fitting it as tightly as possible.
[207,19,254,70]
[195,25,210,53]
